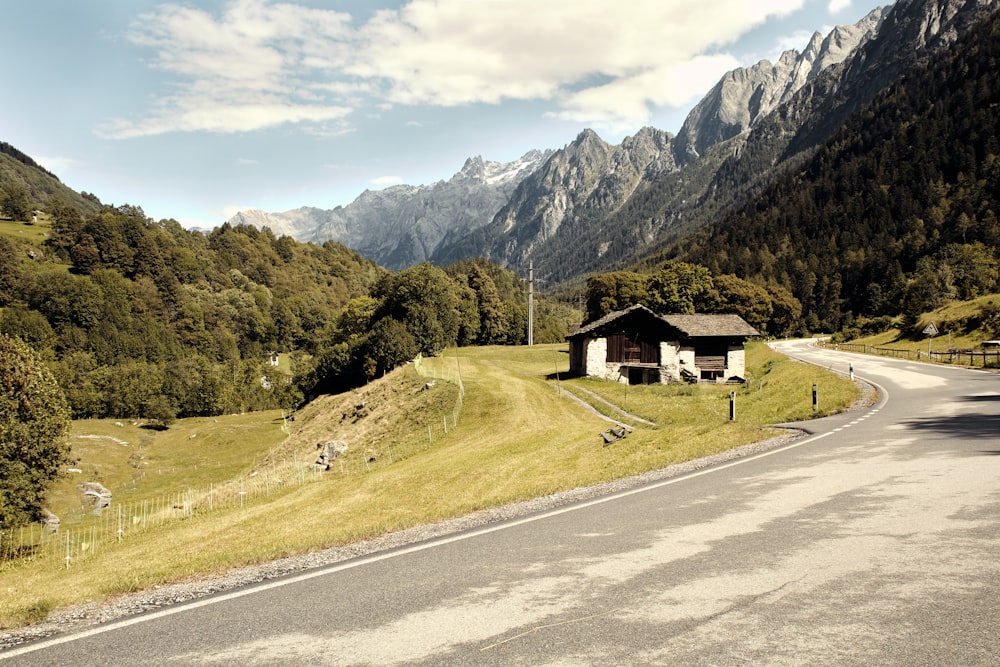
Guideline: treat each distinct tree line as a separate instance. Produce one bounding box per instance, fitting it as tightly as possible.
[0,203,573,424]
[582,261,801,335]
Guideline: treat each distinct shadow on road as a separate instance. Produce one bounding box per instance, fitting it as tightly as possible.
[903,395,1000,444]
[954,394,1000,403]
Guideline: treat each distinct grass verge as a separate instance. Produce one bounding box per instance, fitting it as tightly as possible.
[0,341,858,630]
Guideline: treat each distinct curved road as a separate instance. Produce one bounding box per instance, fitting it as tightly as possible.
[5,340,1000,665]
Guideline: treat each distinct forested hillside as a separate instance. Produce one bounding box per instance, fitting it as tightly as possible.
[655,5,1000,334]
[0,143,102,219]
[0,196,569,421]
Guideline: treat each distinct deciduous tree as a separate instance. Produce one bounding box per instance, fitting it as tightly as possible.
[0,335,72,529]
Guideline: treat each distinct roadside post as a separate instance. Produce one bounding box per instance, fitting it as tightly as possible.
[812,384,818,412]
[729,391,736,421]
[849,362,854,381]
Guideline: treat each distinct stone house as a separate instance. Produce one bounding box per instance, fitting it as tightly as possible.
[567,304,759,384]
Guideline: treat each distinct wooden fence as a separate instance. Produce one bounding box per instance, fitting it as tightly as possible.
[824,342,1000,367]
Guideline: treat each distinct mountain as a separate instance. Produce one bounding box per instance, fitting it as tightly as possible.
[462,0,996,287]
[229,0,994,294]
[228,150,551,271]
[431,127,679,275]
[433,6,887,283]
[665,0,1000,332]
[672,9,885,162]
[229,9,883,275]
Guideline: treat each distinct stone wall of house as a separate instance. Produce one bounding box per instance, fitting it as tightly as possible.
[584,338,608,379]
[575,331,750,384]
[658,341,681,382]
[726,346,746,379]
[678,346,696,378]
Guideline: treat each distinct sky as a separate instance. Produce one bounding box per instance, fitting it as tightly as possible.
[3,0,888,229]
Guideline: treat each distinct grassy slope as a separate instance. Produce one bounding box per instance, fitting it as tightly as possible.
[850,294,1000,352]
[0,216,52,246]
[0,342,858,629]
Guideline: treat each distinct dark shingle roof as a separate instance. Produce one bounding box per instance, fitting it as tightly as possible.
[568,304,759,339]
[661,313,760,337]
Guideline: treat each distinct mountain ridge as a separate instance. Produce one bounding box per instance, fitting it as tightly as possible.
[229,150,552,271]
[228,7,887,275]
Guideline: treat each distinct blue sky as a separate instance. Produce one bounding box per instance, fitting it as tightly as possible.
[3,0,887,229]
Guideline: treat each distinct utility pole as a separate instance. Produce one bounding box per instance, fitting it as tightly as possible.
[527,259,534,346]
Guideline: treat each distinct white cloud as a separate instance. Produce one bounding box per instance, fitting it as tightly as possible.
[828,0,853,13]
[370,176,403,186]
[549,54,741,133]
[772,28,820,55]
[104,0,357,138]
[350,0,804,128]
[221,204,254,218]
[36,155,77,176]
[108,0,809,138]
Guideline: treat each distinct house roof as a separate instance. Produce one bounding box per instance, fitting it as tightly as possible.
[568,304,759,340]
[661,313,760,338]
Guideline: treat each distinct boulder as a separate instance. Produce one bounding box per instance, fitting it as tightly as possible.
[314,440,349,470]
[40,508,60,533]
[77,481,112,515]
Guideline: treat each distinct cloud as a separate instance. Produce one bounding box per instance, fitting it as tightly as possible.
[350,0,804,127]
[370,176,403,186]
[108,0,808,138]
[221,204,253,218]
[35,156,78,176]
[103,0,357,138]
[549,54,741,133]
[828,0,853,13]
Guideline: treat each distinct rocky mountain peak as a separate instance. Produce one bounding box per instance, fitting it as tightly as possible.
[457,155,487,182]
[673,6,885,161]
[228,149,551,270]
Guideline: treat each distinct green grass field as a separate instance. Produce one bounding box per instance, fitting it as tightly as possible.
[0,341,858,630]
[0,217,51,245]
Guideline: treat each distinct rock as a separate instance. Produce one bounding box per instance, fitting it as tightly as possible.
[77,482,112,515]
[40,508,60,533]
[314,440,349,470]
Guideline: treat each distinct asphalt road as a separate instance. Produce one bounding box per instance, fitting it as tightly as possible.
[6,340,1000,665]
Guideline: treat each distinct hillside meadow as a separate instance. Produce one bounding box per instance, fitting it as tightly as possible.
[840,294,1000,360]
[0,341,858,630]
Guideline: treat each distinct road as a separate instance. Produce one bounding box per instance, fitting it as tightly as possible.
[5,340,1000,665]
